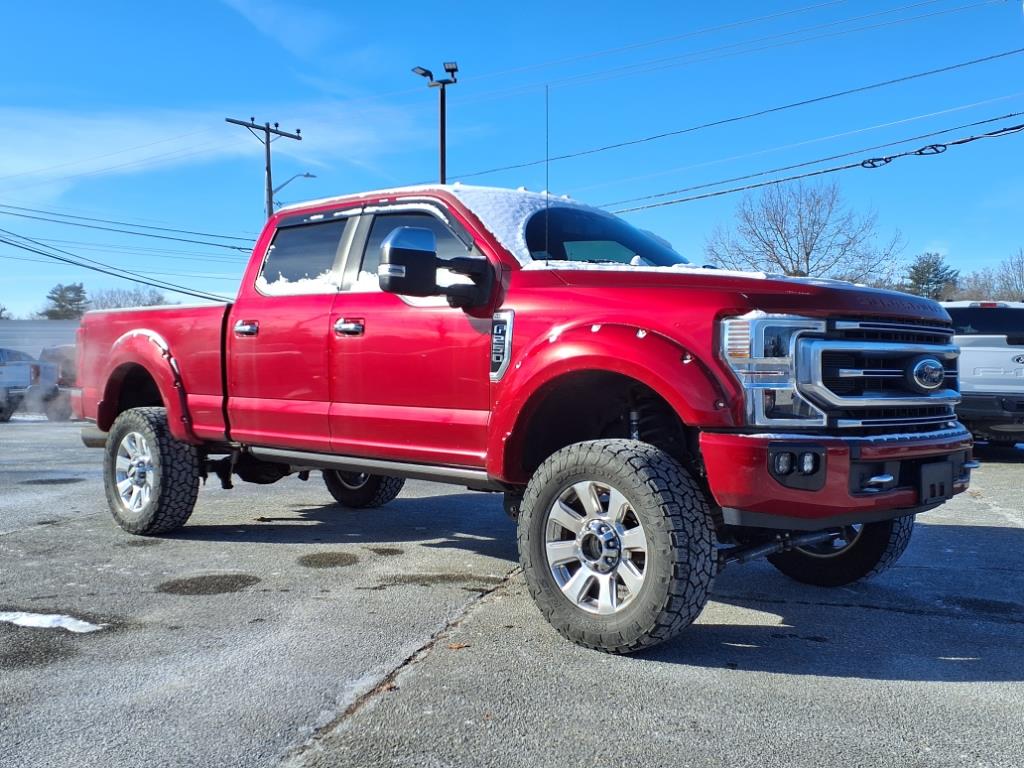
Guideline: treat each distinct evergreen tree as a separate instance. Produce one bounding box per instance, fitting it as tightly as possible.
[41,282,89,319]
[904,253,958,299]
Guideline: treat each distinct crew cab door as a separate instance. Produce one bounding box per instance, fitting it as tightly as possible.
[327,207,491,467]
[226,214,355,451]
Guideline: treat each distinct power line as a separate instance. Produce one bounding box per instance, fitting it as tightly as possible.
[575,91,1024,195]
[611,121,1024,214]
[529,0,1006,94]
[0,229,229,302]
[0,203,255,241]
[0,209,253,251]
[452,45,1024,180]
[225,117,303,219]
[601,110,1024,207]
[0,253,241,282]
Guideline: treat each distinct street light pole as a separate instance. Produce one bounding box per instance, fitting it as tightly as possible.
[272,172,316,207]
[413,62,458,184]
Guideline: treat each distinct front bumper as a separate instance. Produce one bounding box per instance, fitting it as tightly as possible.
[700,425,973,530]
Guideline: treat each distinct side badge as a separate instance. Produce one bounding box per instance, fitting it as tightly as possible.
[490,310,514,382]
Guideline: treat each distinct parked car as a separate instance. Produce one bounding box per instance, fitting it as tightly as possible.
[0,348,60,421]
[941,300,1024,446]
[73,185,975,653]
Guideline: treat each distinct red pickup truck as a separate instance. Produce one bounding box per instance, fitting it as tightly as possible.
[74,185,974,653]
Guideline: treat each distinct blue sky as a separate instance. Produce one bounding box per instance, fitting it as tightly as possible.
[1,0,1023,315]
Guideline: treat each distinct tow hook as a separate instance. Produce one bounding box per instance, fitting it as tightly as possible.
[718,531,840,569]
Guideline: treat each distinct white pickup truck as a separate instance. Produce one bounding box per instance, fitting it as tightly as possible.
[941,301,1024,446]
[0,348,60,422]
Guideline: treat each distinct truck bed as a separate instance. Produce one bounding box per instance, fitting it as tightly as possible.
[76,303,232,441]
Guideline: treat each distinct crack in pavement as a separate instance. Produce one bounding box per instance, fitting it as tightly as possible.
[281,566,521,766]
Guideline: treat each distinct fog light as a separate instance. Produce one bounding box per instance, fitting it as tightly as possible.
[799,452,818,475]
[774,451,794,475]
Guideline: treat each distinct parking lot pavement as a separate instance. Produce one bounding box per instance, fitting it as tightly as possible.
[3,421,1023,768]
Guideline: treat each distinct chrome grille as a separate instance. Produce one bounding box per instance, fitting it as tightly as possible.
[797,318,960,431]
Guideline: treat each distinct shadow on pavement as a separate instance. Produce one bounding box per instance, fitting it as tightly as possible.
[972,442,1024,464]
[163,492,519,562]
[643,522,1024,682]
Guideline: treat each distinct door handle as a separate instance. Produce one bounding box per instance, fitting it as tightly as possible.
[234,319,259,337]
[334,319,365,336]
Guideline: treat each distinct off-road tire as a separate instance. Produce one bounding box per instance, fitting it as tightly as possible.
[323,471,405,509]
[103,407,200,535]
[767,515,915,587]
[0,406,13,422]
[518,439,717,654]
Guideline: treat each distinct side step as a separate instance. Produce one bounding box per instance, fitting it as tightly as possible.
[248,446,505,491]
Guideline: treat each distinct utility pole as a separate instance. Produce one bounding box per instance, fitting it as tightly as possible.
[412,62,458,184]
[225,117,302,219]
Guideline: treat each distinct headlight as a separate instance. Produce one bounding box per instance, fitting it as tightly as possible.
[720,311,827,427]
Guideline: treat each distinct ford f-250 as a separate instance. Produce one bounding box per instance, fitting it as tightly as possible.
[73,185,975,653]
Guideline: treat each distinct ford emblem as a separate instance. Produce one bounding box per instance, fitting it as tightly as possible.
[908,357,945,392]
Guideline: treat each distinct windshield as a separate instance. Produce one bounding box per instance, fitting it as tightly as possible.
[524,207,688,267]
[946,307,1024,335]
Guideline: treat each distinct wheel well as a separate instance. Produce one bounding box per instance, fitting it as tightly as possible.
[512,371,697,481]
[108,364,163,420]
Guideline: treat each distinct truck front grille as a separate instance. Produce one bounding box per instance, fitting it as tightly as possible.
[797,317,960,433]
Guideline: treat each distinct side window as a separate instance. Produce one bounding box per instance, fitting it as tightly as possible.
[256,218,350,295]
[360,212,469,280]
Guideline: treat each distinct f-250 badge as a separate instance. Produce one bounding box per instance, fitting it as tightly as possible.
[490,310,514,381]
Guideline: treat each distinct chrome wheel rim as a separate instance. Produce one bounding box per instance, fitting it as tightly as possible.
[796,525,863,558]
[114,431,155,516]
[544,480,648,615]
[336,471,370,490]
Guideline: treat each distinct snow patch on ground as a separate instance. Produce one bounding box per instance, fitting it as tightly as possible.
[0,611,106,633]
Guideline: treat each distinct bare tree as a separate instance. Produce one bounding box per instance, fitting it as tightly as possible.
[705,180,903,283]
[0,304,10,320]
[89,286,168,310]
[952,268,998,300]
[996,249,1024,301]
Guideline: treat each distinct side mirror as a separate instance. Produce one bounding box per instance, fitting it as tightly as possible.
[378,227,441,297]
[378,226,494,309]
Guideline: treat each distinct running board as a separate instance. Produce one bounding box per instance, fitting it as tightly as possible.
[247,447,505,491]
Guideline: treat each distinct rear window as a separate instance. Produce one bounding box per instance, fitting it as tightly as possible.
[0,349,33,363]
[946,307,1024,336]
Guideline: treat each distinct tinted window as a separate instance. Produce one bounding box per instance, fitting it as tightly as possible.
[259,219,349,290]
[946,307,1024,335]
[361,212,469,277]
[525,207,688,266]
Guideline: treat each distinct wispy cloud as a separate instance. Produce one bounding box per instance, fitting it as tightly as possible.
[0,102,426,202]
[219,0,340,58]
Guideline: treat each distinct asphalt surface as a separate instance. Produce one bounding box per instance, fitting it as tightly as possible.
[2,418,1023,768]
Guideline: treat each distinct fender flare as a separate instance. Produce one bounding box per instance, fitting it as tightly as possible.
[97,329,197,443]
[486,322,735,482]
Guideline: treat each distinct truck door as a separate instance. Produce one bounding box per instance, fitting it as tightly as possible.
[327,208,491,467]
[226,214,355,452]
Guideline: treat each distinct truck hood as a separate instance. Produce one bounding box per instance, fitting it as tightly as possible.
[542,263,949,323]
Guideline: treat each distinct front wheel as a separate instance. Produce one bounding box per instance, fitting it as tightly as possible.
[518,439,717,654]
[103,407,200,535]
[767,515,914,587]
[323,470,405,509]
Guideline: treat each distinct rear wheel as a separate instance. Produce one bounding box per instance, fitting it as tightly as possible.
[767,515,914,587]
[518,439,717,654]
[323,470,405,509]
[103,407,200,535]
